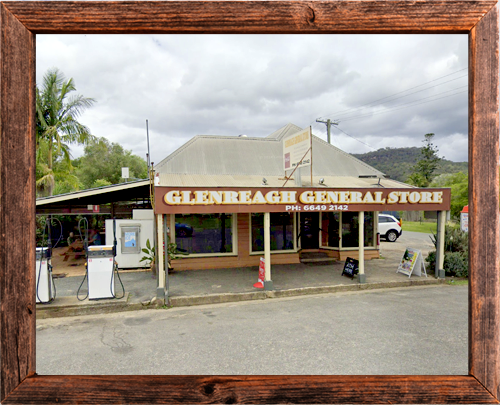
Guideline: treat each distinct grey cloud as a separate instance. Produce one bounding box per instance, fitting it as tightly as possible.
[37,34,469,166]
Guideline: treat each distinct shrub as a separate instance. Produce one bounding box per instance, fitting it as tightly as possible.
[425,250,436,269]
[429,224,468,254]
[426,250,468,278]
[444,251,468,278]
[427,223,469,278]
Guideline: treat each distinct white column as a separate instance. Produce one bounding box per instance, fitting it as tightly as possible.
[264,212,273,290]
[297,211,301,249]
[358,211,365,283]
[157,214,165,298]
[293,212,298,250]
[437,210,446,278]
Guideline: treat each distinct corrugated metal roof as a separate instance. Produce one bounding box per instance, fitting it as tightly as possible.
[155,135,280,175]
[36,180,150,206]
[155,123,386,179]
[157,173,411,189]
[265,123,303,140]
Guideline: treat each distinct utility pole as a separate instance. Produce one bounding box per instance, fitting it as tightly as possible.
[316,118,338,144]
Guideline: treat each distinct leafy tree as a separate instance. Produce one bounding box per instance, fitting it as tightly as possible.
[430,172,468,218]
[352,147,466,183]
[51,160,81,196]
[406,133,442,187]
[75,137,148,189]
[36,68,96,196]
[92,179,113,188]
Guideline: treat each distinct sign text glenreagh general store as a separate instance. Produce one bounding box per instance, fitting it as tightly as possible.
[155,187,451,214]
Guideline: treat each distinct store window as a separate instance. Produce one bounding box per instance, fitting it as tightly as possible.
[174,214,233,255]
[364,212,375,247]
[340,212,375,248]
[251,213,294,252]
[341,212,359,248]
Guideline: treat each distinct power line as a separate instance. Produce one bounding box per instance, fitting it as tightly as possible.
[321,68,468,120]
[334,77,467,121]
[338,88,467,123]
[310,86,467,143]
[310,68,468,148]
[317,90,465,152]
[333,126,377,151]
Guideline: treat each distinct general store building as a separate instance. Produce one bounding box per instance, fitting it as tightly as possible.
[154,123,450,290]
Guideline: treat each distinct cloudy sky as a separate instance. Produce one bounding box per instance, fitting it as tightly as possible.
[36,34,468,165]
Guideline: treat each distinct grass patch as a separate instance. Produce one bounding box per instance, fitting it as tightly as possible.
[447,278,468,286]
[402,221,437,234]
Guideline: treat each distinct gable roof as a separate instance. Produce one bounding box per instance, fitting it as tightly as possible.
[155,123,385,178]
[265,123,303,140]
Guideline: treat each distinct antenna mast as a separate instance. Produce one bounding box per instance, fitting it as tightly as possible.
[146,119,151,169]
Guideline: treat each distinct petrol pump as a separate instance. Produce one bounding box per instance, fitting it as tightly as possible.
[77,218,124,300]
[36,216,61,304]
[87,245,116,300]
[35,247,54,303]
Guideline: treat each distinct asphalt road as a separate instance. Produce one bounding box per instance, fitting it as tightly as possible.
[381,230,435,251]
[36,284,467,376]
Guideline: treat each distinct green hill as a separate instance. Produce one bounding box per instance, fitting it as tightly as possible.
[352,147,468,182]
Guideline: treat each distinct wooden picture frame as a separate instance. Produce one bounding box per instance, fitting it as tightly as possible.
[1,1,498,403]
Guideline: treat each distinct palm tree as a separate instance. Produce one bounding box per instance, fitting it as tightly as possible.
[36,68,96,196]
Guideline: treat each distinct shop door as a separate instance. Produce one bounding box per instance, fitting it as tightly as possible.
[300,212,320,249]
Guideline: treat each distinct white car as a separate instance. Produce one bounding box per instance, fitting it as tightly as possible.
[378,214,402,242]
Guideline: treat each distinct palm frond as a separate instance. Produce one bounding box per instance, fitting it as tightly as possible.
[36,68,96,196]
[36,172,55,188]
[61,95,96,119]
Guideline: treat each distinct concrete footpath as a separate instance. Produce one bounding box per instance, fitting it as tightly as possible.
[37,231,448,319]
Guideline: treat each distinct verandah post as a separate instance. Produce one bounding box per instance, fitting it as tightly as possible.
[358,211,365,283]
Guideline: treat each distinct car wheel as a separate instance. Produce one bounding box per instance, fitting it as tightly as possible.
[386,230,398,242]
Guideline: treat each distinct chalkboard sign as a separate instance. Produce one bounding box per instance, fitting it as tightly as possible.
[342,257,359,279]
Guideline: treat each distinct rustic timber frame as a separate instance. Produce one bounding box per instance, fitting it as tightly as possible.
[0,0,498,403]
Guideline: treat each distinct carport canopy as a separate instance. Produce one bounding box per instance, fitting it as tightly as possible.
[35,180,151,216]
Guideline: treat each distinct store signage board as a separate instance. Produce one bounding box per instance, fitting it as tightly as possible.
[396,248,427,278]
[461,212,469,232]
[156,186,451,214]
[1,1,498,405]
[283,127,312,170]
[341,257,359,279]
[461,205,469,232]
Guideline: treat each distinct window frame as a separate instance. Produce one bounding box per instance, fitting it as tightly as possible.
[320,211,377,250]
[249,212,298,254]
[171,213,238,257]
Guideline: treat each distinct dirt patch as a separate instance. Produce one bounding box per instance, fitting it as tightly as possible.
[51,246,87,277]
